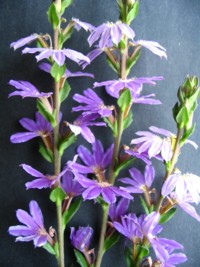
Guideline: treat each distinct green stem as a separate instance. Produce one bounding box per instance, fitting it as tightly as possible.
[53,2,65,266]
[95,207,109,267]
[95,38,128,267]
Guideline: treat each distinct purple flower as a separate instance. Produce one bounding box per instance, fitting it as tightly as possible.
[109,198,130,222]
[151,238,187,267]
[10,34,38,50]
[70,140,113,176]
[39,62,94,78]
[113,212,161,241]
[70,226,93,252]
[131,93,161,105]
[72,88,113,117]
[8,201,48,247]
[119,165,155,194]
[130,126,174,162]
[124,146,152,165]
[135,40,167,59]
[21,164,67,189]
[162,171,200,204]
[88,21,135,48]
[72,18,95,32]
[67,114,106,143]
[8,80,52,98]
[81,47,104,69]
[93,76,163,98]
[61,170,84,197]
[22,47,90,66]
[10,112,52,144]
[75,174,133,204]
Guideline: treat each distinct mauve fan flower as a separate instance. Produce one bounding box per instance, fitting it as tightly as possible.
[21,164,68,189]
[88,21,135,48]
[8,80,52,99]
[168,192,200,222]
[109,198,130,222]
[67,114,106,143]
[72,18,95,32]
[70,226,93,252]
[72,88,113,117]
[10,34,38,50]
[70,140,113,176]
[130,126,174,162]
[81,47,104,69]
[119,165,155,194]
[162,171,200,205]
[61,170,84,197]
[135,40,167,59]
[10,112,52,144]
[22,47,90,66]
[74,174,133,204]
[39,62,94,78]
[93,76,163,99]
[124,146,152,165]
[8,201,48,247]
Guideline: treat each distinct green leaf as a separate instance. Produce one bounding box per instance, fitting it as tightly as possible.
[39,143,53,163]
[140,196,149,215]
[124,246,133,267]
[103,117,114,132]
[59,81,71,103]
[136,245,149,260]
[43,243,56,255]
[172,102,179,122]
[106,56,120,74]
[180,124,196,145]
[61,0,73,13]
[59,134,77,156]
[74,249,88,267]
[159,208,176,224]
[51,62,66,82]
[62,198,82,228]
[59,27,73,47]
[114,157,135,177]
[127,1,139,24]
[117,89,132,112]
[103,232,120,253]
[126,49,141,76]
[37,100,56,127]
[47,3,59,29]
[123,111,133,130]
[54,242,60,259]
[176,106,189,127]
[50,187,66,206]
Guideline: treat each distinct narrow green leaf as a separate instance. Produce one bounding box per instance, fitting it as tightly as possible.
[47,3,59,29]
[127,1,139,24]
[59,27,74,47]
[124,246,133,267]
[117,89,132,112]
[140,196,149,215]
[51,62,66,82]
[39,143,53,163]
[54,242,60,258]
[103,232,120,253]
[123,111,133,130]
[126,49,141,76]
[59,134,77,156]
[61,0,73,13]
[159,208,176,224]
[114,157,135,177]
[176,106,189,126]
[103,117,114,132]
[62,198,82,228]
[43,243,56,255]
[59,81,71,103]
[180,124,196,145]
[50,187,66,206]
[136,245,149,260]
[37,100,56,127]
[106,56,120,74]
[74,249,88,267]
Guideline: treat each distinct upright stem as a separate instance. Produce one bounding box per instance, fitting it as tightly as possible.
[53,1,65,266]
[95,39,128,267]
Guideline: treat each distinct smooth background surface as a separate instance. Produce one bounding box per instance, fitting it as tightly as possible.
[1,1,200,266]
